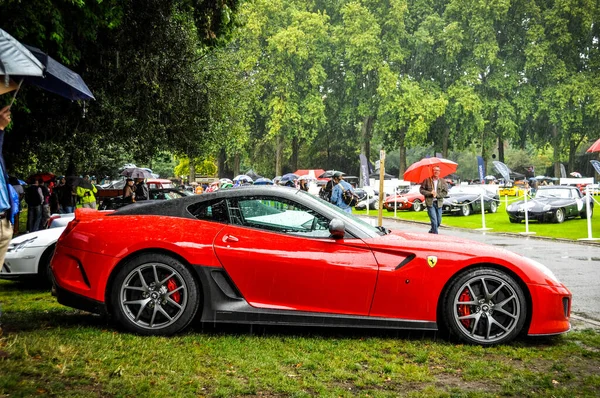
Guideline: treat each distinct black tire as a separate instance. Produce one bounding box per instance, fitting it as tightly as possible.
[442,267,527,345]
[488,200,498,214]
[581,206,593,219]
[460,204,471,216]
[109,253,200,336]
[553,208,565,223]
[412,199,423,212]
[36,244,56,286]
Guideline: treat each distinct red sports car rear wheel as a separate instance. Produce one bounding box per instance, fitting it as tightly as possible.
[110,253,200,335]
[443,268,527,345]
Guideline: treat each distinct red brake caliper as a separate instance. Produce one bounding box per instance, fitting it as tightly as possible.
[166,278,181,303]
[458,288,472,328]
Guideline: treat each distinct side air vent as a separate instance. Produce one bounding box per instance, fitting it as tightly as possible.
[395,254,416,270]
[211,271,243,299]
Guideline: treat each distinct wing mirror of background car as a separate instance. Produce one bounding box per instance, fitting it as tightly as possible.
[329,218,345,239]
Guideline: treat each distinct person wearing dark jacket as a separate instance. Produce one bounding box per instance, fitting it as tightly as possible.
[25,180,43,232]
[134,178,149,201]
[419,166,449,234]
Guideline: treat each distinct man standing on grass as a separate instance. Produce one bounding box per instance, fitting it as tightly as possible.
[420,166,448,234]
[0,105,20,337]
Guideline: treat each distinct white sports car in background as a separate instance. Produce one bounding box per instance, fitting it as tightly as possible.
[1,213,73,284]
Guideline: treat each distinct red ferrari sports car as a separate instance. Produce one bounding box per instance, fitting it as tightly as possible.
[384,185,426,212]
[50,186,571,345]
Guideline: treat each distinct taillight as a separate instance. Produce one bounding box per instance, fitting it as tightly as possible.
[47,215,60,228]
[58,219,80,242]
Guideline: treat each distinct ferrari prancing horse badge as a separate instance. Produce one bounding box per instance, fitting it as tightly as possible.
[427,256,438,268]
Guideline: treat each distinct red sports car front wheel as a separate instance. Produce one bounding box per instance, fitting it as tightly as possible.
[443,268,527,345]
[110,253,201,335]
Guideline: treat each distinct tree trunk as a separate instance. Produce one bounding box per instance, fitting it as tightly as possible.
[188,156,196,184]
[291,136,299,172]
[551,125,560,177]
[217,148,226,178]
[442,126,450,158]
[275,134,284,176]
[398,128,407,177]
[361,116,374,166]
[233,153,240,177]
[498,134,505,163]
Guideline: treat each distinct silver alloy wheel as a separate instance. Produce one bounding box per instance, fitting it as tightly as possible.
[489,200,498,213]
[461,204,471,216]
[412,199,422,212]
[119,263,188,330]
[452,274,521,344]
[554,208,565,223]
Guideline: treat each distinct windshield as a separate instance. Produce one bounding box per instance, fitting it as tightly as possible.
[536,188,572,199]
[295,190,384,237]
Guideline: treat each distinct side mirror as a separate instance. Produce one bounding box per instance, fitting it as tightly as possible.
[329,218,345,239]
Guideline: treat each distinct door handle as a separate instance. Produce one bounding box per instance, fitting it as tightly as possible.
[223,234,239,243]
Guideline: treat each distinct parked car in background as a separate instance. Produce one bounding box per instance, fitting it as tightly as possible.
[498,181,527,197]
[2,226,68,284]
[146,179,174,189]
[506,185,593,223]
[442,185,500,216]
[384,185,425,212]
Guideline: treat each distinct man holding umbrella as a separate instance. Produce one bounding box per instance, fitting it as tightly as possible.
[420,166,449,234]
[0,106,19,264]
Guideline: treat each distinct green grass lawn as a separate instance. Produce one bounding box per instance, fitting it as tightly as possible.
[1,281,599,397]
[354,198,600,240]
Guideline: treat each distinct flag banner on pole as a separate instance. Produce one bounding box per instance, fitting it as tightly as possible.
[476,156,485,183]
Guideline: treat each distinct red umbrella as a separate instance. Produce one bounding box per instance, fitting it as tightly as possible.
[403,158,458,183]
[27,172,56,183]
[587,138,600,153]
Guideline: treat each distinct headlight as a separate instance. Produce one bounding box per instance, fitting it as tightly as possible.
[507,204,515,211]
[543,204,551,211]
[7,237,38,253]
[525,257,561,283]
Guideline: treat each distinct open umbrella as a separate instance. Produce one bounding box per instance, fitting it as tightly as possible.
[484,175,497,180]
[254,177,274,185]
[233,174,253,183]
[570,172,582,178]
[587,138,600,153]
[369,172,395,180]
[27,172,55,183]
[0,29,44,79]
[22,45,94,101]
[280,173,299,183]
[318,170,341,179]
[120,168,152,179]
[403,157,458,183]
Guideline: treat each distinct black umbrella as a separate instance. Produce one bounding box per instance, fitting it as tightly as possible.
[121,168,153,179]
[21,44,95,101]
[369,172,395,180]
[318,170,343,178]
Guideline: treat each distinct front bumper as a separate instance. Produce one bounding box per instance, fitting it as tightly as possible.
[527,283,572,336]
[1,247,44,278]
[507,210,551,222]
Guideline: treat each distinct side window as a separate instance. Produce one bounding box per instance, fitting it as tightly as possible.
[187,199,229,223]
[231,196,331,238]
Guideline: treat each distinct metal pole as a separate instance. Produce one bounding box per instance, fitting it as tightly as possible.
[378,150,385,227]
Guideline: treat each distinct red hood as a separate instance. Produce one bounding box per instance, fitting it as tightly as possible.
[362,229,524,262]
